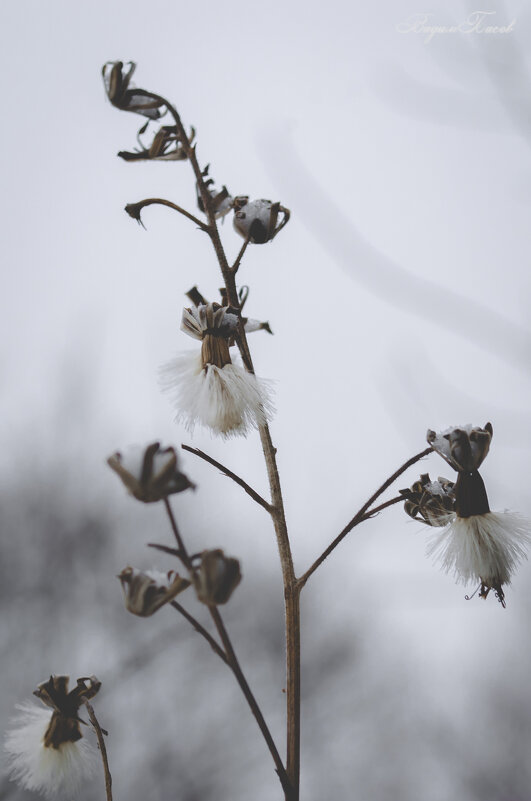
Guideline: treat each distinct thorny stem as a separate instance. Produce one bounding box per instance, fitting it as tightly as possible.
[298,447,433,589]
[181,443,273,513]
[154,96,300,799]
[163,497,290,794]
[83,700,112,801]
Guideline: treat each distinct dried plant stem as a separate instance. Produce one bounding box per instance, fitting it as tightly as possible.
[208,606,291,796]
[170,600,229,664]
[298,447,433,589]
[125,198,208,230]
[232,234,251,273]
[152,96,300,799]
[163,497,290,794]
[83,700,112,801]
[181,444,273,512]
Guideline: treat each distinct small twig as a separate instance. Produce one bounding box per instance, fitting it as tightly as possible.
[162,498,289,793]
[359,495,404,519]
[231,234,251,273]
[83,700,112,801]
[125,198,209,231]
[298,447,432,588]
[182,444,273,513]
[163,498,190,565]
[208,606,291,797]
[169,600,228,664]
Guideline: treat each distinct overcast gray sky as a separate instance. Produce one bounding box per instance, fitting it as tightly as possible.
[2,1,531,797]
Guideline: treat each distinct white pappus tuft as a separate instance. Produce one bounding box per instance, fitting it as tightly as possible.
[427,511,531,591]
[5,703,97,798]
[160,351,274,438]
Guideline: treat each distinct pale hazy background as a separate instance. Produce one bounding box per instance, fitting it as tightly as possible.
[1,1,531,799]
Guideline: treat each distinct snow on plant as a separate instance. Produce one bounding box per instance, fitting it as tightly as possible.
[5,62,529,801]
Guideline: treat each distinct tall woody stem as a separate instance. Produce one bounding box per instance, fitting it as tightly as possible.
[155,98,300,801]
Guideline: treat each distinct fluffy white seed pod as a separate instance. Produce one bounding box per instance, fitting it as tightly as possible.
[5,703,97,798]
[427,511,531,589]
[160,352,274,438]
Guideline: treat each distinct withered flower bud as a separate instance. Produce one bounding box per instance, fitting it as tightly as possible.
[427,423,493,473]
[193,549,242,605]
[118,123,195,162]
[196,165,233,219]
[118,567,190,616]
[107,442,194,502]
[102,61,164,119]
[233,197,290,244]
[33,675,101,749]
[181,302,239,370]
[400,473,455,527]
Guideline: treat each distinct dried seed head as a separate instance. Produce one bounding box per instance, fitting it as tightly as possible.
[33,676,101,749]
[233,197,290,244]
[181,303,239,370]
[427,423,493,473]
[401,473,455,527]
[102,60,164,118]
[6,677,101,797]
[427,511,531,606]
[181,303,239,342]
[107,442,194,503]
[193,549,242,605]
[118,123,194,162]
[118,567,190,616]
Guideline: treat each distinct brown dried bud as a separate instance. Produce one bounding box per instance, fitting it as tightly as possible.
[427,423,493,473]
[233,197,290,244]
[33,676,101,748]
[118,123,195,162]
[102,61,164,119]
[107,442,194,503]
[118,567,190,617]
[193,549,242,605]
[400,473,455,527]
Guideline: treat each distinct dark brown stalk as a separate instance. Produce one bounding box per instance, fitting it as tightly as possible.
[83,700,112,801]
[298,447,433,589]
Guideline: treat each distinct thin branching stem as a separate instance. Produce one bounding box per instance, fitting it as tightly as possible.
[163,497,290,794]
[169,600,228,664]
[298,447,433,589]
[83,700,112,801]
[232,234,251,273]
[125,198,208,230]
[181,444,273,512]
[208,606,291,796]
